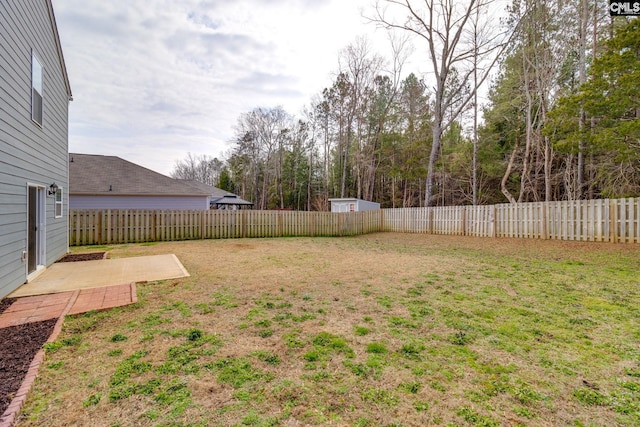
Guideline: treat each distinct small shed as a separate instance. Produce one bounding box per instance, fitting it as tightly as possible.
[329,198,380,213]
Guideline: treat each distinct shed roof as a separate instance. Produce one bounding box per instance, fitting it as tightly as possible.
[69,153,210,196]
[328,198,377,203]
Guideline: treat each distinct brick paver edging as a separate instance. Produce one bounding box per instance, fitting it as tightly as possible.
[0,290,80,427]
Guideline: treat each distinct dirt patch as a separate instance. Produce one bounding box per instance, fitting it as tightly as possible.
[56,252,106,262]
[0,319,57,416]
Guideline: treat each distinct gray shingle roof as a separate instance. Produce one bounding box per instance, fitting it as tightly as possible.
[69,153,211,196]
[179,180,254,206]
[178,180,235,198]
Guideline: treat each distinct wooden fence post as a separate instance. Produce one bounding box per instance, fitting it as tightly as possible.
[96,211,101,245]
[541,202,548,240]
[462,206,467,236]
[610,199,617,243]
[199,211,204,239]
[491,205,496,238]
[428,208,433,234]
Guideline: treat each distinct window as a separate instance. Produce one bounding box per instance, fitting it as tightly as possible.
[54,187,63,218]
[31,52,43,126]
[349,203,355,212]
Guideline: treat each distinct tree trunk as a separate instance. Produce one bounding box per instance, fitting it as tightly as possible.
[501,143,518,204]
[473,77,478,206]
[544,135,552,202]
[341,126,351,198]
[425,120,441,207]
[576,0,589,199]
[278,144,285,209]
[519,52,534,203]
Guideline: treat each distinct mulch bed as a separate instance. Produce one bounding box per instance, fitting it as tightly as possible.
[0,297,15,316]
[56,252,106,262]
[0,319,57,416]
[0,252,104,416]
[0,252,105,415]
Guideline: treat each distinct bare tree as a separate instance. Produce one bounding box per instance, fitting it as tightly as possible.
[372,0,515,206]
[337,37,384,198]
[171,153,223,186]
[230,107,293,209]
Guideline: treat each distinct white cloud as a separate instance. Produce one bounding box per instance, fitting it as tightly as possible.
[53,0,384,175]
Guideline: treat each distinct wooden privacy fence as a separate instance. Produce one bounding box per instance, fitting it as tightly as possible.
[382,198,640,243]
[69,209,383,246]
[69,197,640,246]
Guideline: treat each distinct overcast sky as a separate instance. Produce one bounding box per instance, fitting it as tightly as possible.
[53,0,397,176]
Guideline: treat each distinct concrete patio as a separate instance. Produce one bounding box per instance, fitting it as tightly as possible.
[1,253,190,330]
[8,254,189,298]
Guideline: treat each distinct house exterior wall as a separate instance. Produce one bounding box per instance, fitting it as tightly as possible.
[70,195,209,211]
[0,0,70,298]
[329,198,380,213]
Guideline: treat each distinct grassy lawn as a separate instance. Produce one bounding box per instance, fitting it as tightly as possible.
[16,233,640,426]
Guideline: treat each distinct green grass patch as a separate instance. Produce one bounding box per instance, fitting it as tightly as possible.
[208,357,275,388]
[361,387,399,406]
[310,332,355,358]
[110,333,128,342]
[82,393,101,407]
[456,406,499,426]
[353,325,370,336]
[366,342,388,354]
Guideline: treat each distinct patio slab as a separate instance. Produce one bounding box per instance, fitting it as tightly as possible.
[8,254,189,298]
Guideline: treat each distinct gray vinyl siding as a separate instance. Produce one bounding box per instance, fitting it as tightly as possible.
[0,0,70,298]
[70,195,210,211]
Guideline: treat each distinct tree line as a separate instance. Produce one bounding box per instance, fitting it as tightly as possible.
[172,0,640,210]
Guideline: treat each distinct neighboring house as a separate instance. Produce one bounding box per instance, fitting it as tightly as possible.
[329,198,380,213]
[69,154,213,210]
[181,180,253,210]
[0,0,73,298]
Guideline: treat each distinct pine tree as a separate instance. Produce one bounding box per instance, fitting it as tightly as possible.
[546,18,640,197]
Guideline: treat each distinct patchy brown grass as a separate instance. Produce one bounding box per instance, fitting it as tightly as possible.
[16,233,640,426]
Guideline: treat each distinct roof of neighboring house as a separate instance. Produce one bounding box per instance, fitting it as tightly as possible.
[46,0,72,100]
[69,153,211,196]
[179,180,254,206]
[179,180,235,199]
[213,195,254,206]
